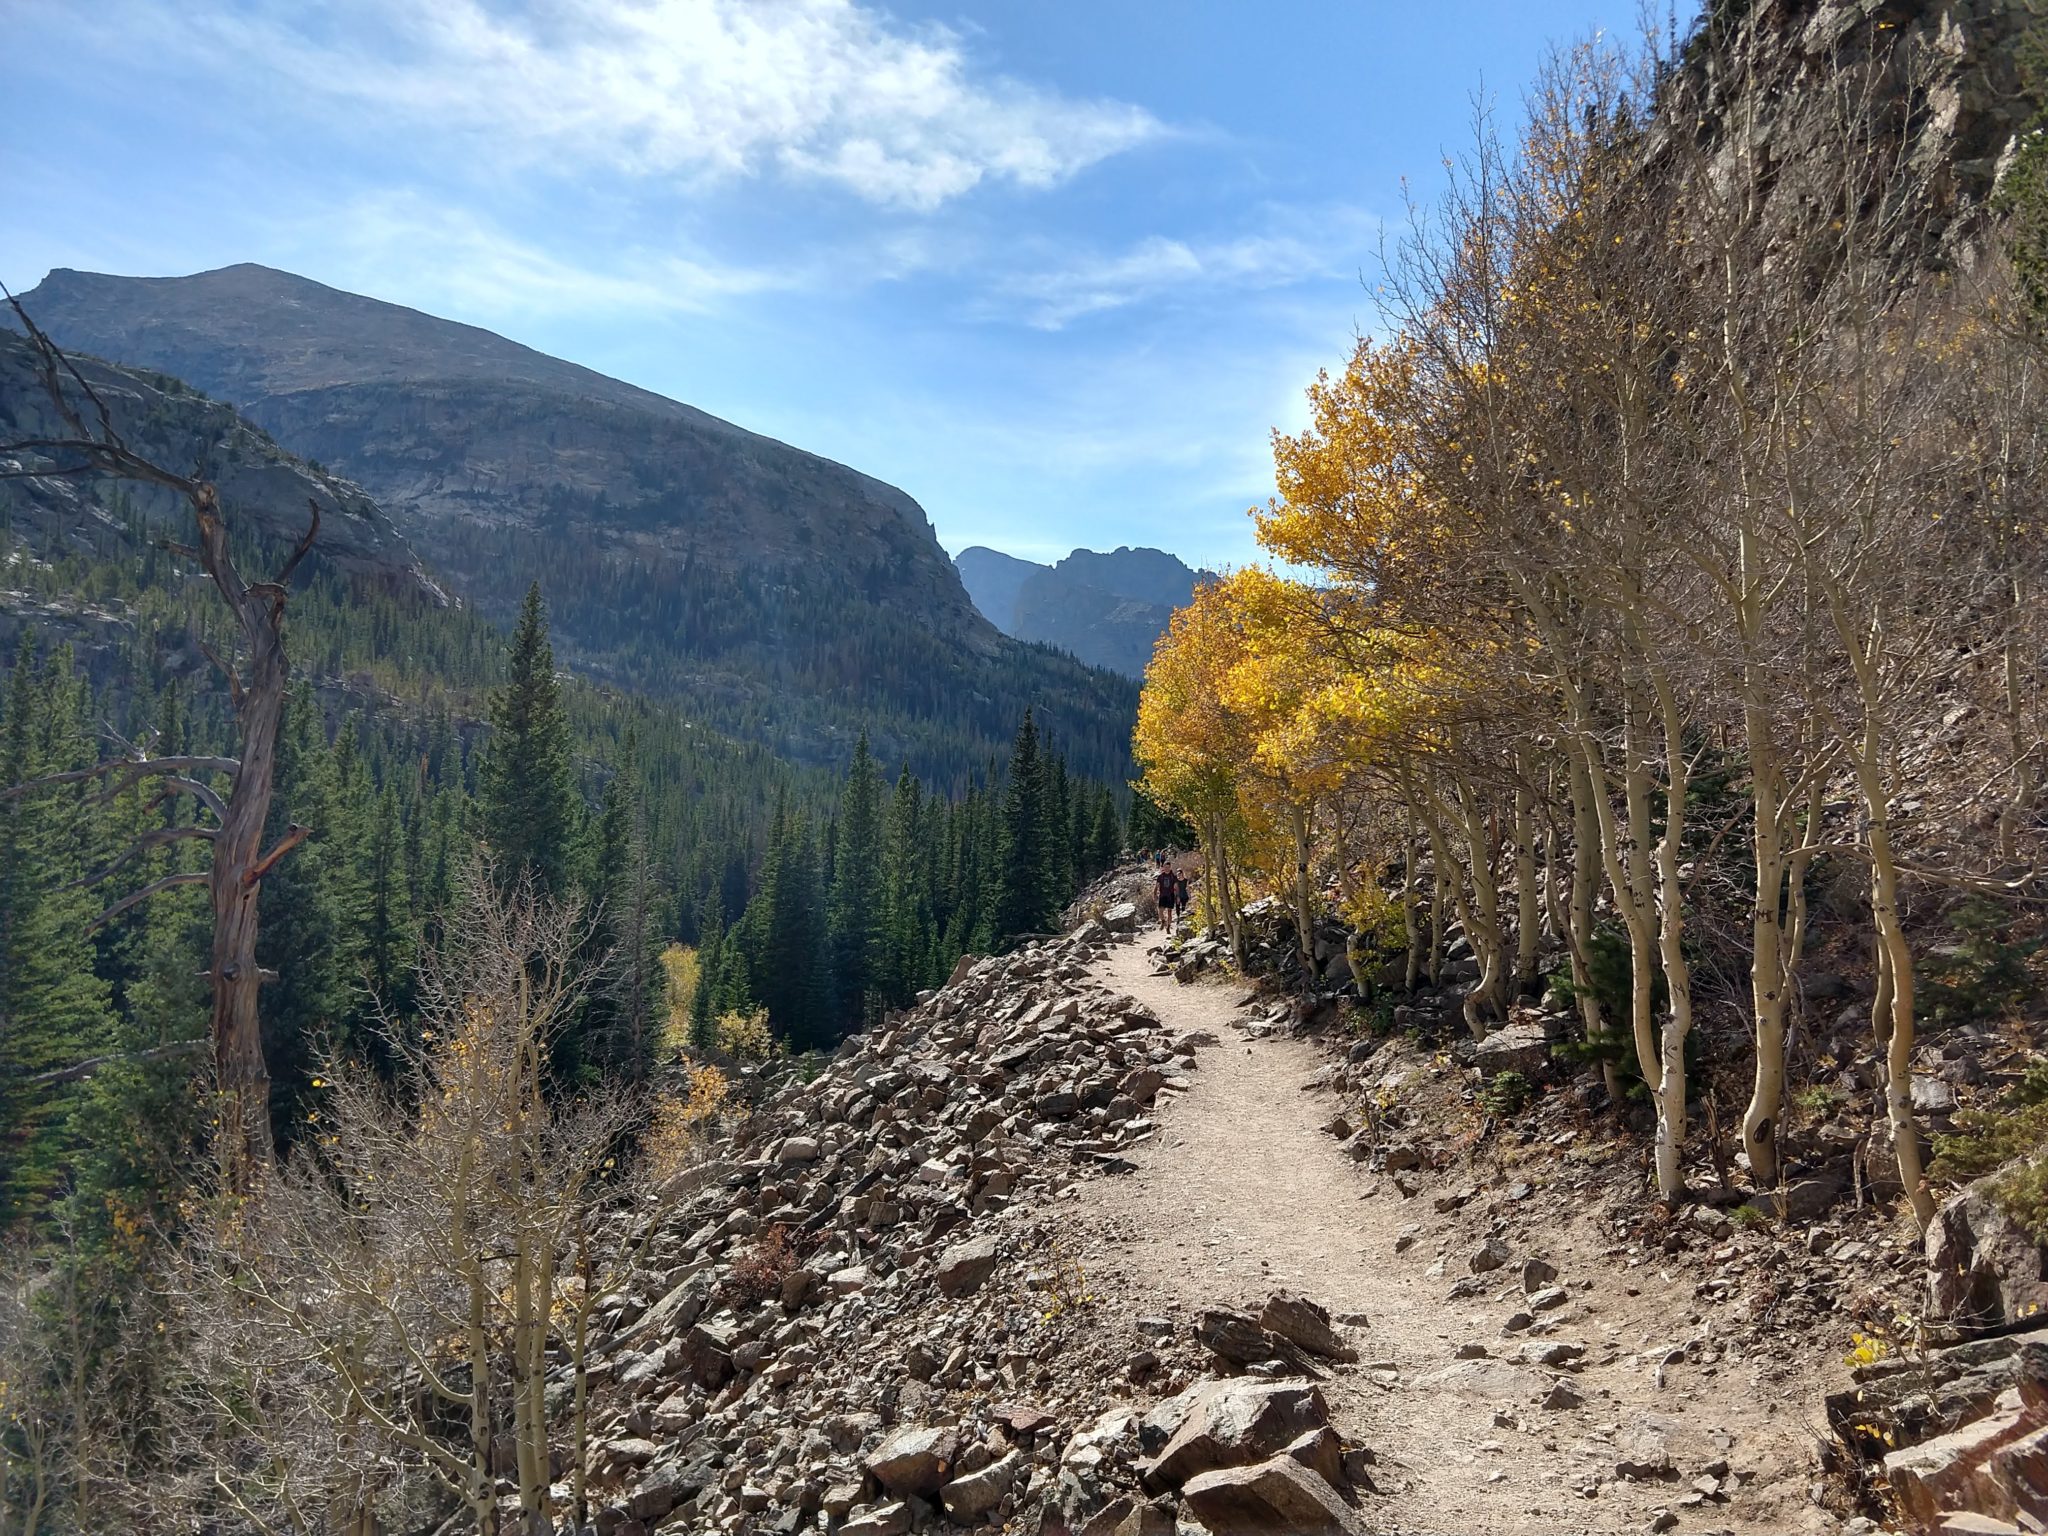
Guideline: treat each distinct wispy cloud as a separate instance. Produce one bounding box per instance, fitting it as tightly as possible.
[278,192,792,320]
[991,207,1380,328]
[123,0,1164,212]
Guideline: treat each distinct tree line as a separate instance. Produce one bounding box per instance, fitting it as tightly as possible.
[0,575,1129,1234]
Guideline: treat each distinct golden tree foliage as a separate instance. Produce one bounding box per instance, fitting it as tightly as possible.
[1134,29,2046,1216]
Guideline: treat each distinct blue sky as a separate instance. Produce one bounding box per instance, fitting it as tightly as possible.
[4,1,1670,569]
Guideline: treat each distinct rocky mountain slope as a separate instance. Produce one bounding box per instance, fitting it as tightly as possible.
[0,328,439,600]
[7,265,1137,783]
[955,546,1208,678]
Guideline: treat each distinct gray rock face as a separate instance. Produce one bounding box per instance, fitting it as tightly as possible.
[12,265,1140,778]
[1928,1179,2048,1332]
[0,331,438,601]
[956,544,1212,677]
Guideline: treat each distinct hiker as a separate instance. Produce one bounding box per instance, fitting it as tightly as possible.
[1174,864,1192,925]
[1154,861,1180,932]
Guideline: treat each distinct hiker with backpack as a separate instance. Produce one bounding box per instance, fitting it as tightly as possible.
[1154,862,1180,932]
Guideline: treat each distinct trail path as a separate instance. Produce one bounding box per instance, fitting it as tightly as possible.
[1069,934,1832,1536]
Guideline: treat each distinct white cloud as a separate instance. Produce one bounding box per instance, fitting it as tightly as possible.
[279,191,791,319]
[993,207,1380,328]
[151,0,1163,212]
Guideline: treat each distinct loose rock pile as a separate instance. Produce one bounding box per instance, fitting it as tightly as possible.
[566,904,1370,1534]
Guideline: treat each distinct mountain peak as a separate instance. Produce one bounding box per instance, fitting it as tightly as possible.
[955,543,1206,676]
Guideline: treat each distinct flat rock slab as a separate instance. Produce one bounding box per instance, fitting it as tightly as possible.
[1180,1454,1369,1535]
[935,1233,1000,1297]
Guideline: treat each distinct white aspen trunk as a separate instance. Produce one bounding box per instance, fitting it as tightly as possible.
[1856,740,1936,1229]
[1581,717,1670,1178]
[1564,754,1620,1105]
[1289,801,1315,970]
[1428,865,1446,988]
[1402,818,1422,993]
[1513,750,1540,996]
[1649,674,1694,1202]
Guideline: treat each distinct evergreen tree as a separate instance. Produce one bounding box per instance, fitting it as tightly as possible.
[258,690,370,1135]
[880,763,926,1006]
[689,889,725,1052]
[995,710,1056,940]
[361,784,416,1016]
[585,730,663,1081]
[828,732,885,1025]
[1089,786,1123,873]
[0,644,117,1224]
[479,583,579,894]
[739,796,832,1047]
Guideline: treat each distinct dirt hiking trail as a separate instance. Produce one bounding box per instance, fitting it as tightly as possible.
[1066,936,1837,1536]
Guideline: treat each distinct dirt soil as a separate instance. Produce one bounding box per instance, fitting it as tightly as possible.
[1065,935,1850,1536]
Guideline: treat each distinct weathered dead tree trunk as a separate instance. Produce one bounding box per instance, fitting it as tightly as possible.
[0,294,316,1183]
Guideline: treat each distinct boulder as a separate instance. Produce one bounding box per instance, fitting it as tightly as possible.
[940,1448,1023,1520]
[1740,1171,1845,1225]
[1259,1292,1359,1363]
[864,1425,958,1497]
[1885,1388,2048,1530]
[1140,1378,1332,1490]
[677,1319,737,1388]
[775,1135,820,1164]
[1928,1180,2048,1333]
[839,1502,912,1536]
[1522,1258,1559,1292]
[1195,1309,1324,1377]
[1473,1020,1550,1079]
[1180,1455,1368,1535]
[1102,901,1139,933]
[1470,1236,1511,1274]
[936,1233,1001,1298]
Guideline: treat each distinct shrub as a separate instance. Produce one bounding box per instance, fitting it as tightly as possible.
[1932,1060,2048,1243]
[1920,899,2042,1028]
[729,1225,798,1306]
[643,1064,731,1183]
[1338,885,1407,957]
[1793,1085,1847,1119]
[1479,1071,1533,1118]
[715,1005,780,1062]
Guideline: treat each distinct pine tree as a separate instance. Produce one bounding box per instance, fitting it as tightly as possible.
[362,784,416,1015]
[0,645,117,1224]
[689,890,725,1052]
[740,795,832,1048]
[828,732,885,1026]
[1089,786,1123,874]
[480,583,579,894]
[995,710,1056,941]
[880,763,926,1007]
[585,730,663,1081]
